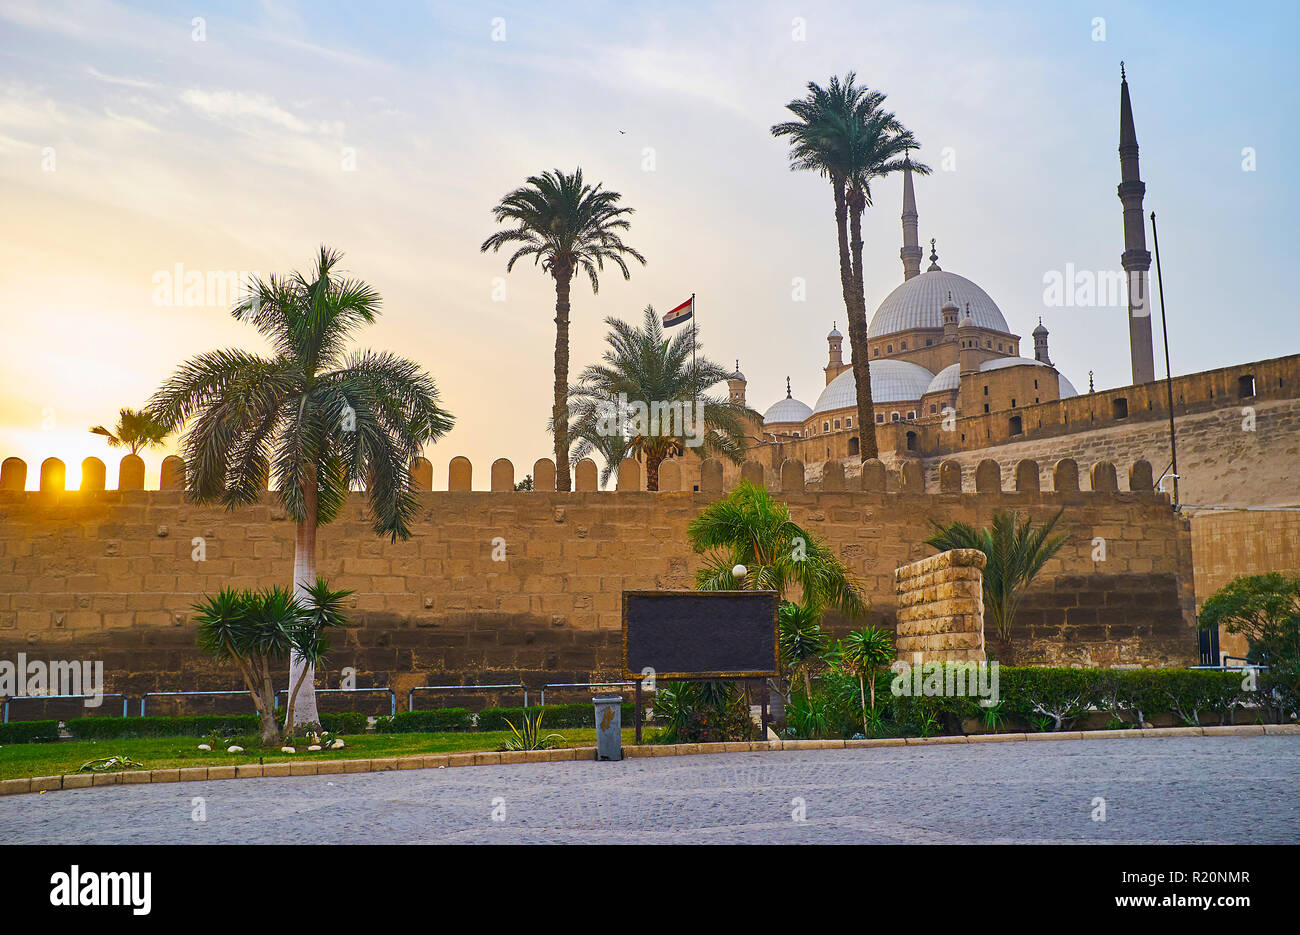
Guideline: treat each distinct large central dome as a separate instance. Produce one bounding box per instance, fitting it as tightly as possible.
[869,269,1010,338]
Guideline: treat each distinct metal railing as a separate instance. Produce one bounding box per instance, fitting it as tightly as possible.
[139,689,250,717]
[2,693,129,723]
[274,687,395,716]
[539,681,637,706]
[408,683,528,711]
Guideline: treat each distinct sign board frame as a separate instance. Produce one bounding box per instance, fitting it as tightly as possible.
[621,589,780,680]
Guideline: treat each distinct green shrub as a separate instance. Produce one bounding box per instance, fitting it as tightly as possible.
[67,715,260,739]
[376,708,474,733]
[319,712,369,734]
[0,720,60,743]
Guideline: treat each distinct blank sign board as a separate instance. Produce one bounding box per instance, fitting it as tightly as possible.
[622,590,779,679]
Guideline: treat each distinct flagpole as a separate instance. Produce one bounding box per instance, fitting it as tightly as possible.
[691,293,697,409]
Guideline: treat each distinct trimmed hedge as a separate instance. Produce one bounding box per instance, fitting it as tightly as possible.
[0,720,60,743]
[376,708,474,733]
[885,666,1286,733]
[65,712,368,740]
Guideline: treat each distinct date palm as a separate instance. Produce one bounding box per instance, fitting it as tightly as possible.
[689,480,867,618]
[481,168,645,491]
[150,246,454,728]
[925,509,1068,657]
[772,74,926,461]
[568,306,754,489]
[89,407,169,454]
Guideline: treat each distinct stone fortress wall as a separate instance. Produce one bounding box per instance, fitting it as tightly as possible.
[0,450,1196,712]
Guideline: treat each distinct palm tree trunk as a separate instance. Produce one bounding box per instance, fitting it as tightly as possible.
[288,464,320,731]
[553,271,573,492]
[802,666,813,700]
[847,189,878,461]
[645,452,663,492]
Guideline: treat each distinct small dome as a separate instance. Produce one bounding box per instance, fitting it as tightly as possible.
[813,359,934,413]
[979,356,1052,374]
[1058,373,1079,398]
[925,363,961,395]
[827,323,842,339]
[869,269,1011,338]
[763,396,813,425]
[1032,319,1049,336]
[957,312,976,329]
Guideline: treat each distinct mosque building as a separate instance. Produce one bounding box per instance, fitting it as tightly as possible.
[738,69,1157,466]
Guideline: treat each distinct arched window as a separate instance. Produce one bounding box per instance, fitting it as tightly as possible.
[1009,415,1023,436]
[906,431,918,451]
[848,437,860,456]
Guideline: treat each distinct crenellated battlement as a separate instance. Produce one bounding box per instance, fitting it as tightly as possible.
[0,452,1166,499]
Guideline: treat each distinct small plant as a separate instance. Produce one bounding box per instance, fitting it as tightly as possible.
[979,700,1007,733]
[78,755,144,772]
[499,710,565,751]
[839,626,894,734]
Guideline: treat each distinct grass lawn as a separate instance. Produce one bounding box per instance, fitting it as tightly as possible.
[0,729,639,781]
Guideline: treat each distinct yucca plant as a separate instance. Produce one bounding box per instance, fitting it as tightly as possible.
[193,577,351,745]
[778,601,828,699]
[500,709,565,751]
[840,625,896,733]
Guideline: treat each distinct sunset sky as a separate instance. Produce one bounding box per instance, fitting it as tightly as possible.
[1,0,1296,489]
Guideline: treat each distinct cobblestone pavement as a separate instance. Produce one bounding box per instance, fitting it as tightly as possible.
[3,737,1297,845]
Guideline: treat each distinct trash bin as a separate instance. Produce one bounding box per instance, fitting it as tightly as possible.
[592,694,623,761]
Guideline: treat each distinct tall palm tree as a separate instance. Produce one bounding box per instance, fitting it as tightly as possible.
[924,509,1068,659]
[568,306,754,489]
[689,480,867,617]
[481,168,645,492]
[772,74,927,461]
[149,246,455,728]
[89,407,169,454]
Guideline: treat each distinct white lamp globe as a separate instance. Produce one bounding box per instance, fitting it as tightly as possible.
[732,564,748,580]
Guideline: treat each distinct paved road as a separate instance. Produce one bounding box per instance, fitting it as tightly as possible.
[3,737,1297,844]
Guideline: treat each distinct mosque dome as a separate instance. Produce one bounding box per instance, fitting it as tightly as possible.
[1058,373,1079,398]
[869,269,1011,338]
[813,359,934,414]
[763,396,813,425]
[925,363,961,395]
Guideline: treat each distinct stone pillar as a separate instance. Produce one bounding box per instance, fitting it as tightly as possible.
[894,549,987,663]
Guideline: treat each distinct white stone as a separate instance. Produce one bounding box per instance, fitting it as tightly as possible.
[197,744,211,751]
[280,746,296,754]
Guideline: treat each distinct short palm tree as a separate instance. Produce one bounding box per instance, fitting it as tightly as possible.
[481,168,645,492]
[772,74,926,461]
[89,407,169,454]
[840,626,896,732]
[689,480,867,616]
[150,246,455,728]
[778,601,828,699]
[924,509,1068,655]
[193,577,350,746]
[568,306,755,489]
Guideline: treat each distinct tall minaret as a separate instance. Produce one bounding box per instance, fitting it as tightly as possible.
[900,152,922,280]
[1119,63,1155,385]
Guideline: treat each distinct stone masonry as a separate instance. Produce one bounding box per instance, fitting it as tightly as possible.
[894,549,986,663]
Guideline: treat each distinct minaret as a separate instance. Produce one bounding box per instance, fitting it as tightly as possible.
[727,360,747,407]
[942,291,960,364]
[900,153,922,280]
[1119,63,1155,384]
[1032,318,1052,365]
[824,323,845,384]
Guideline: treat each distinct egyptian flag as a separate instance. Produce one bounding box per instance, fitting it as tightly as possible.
[663,295,694,328]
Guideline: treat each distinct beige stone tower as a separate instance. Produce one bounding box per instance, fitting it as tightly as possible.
[727,361,747,407]
[1119,64,1156,385]
[824,324,848,384]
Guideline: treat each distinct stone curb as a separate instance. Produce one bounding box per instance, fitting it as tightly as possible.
[3,723,1297,798]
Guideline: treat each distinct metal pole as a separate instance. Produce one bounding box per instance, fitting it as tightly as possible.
[634,680,643,744]
[1150,211,1178,508]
